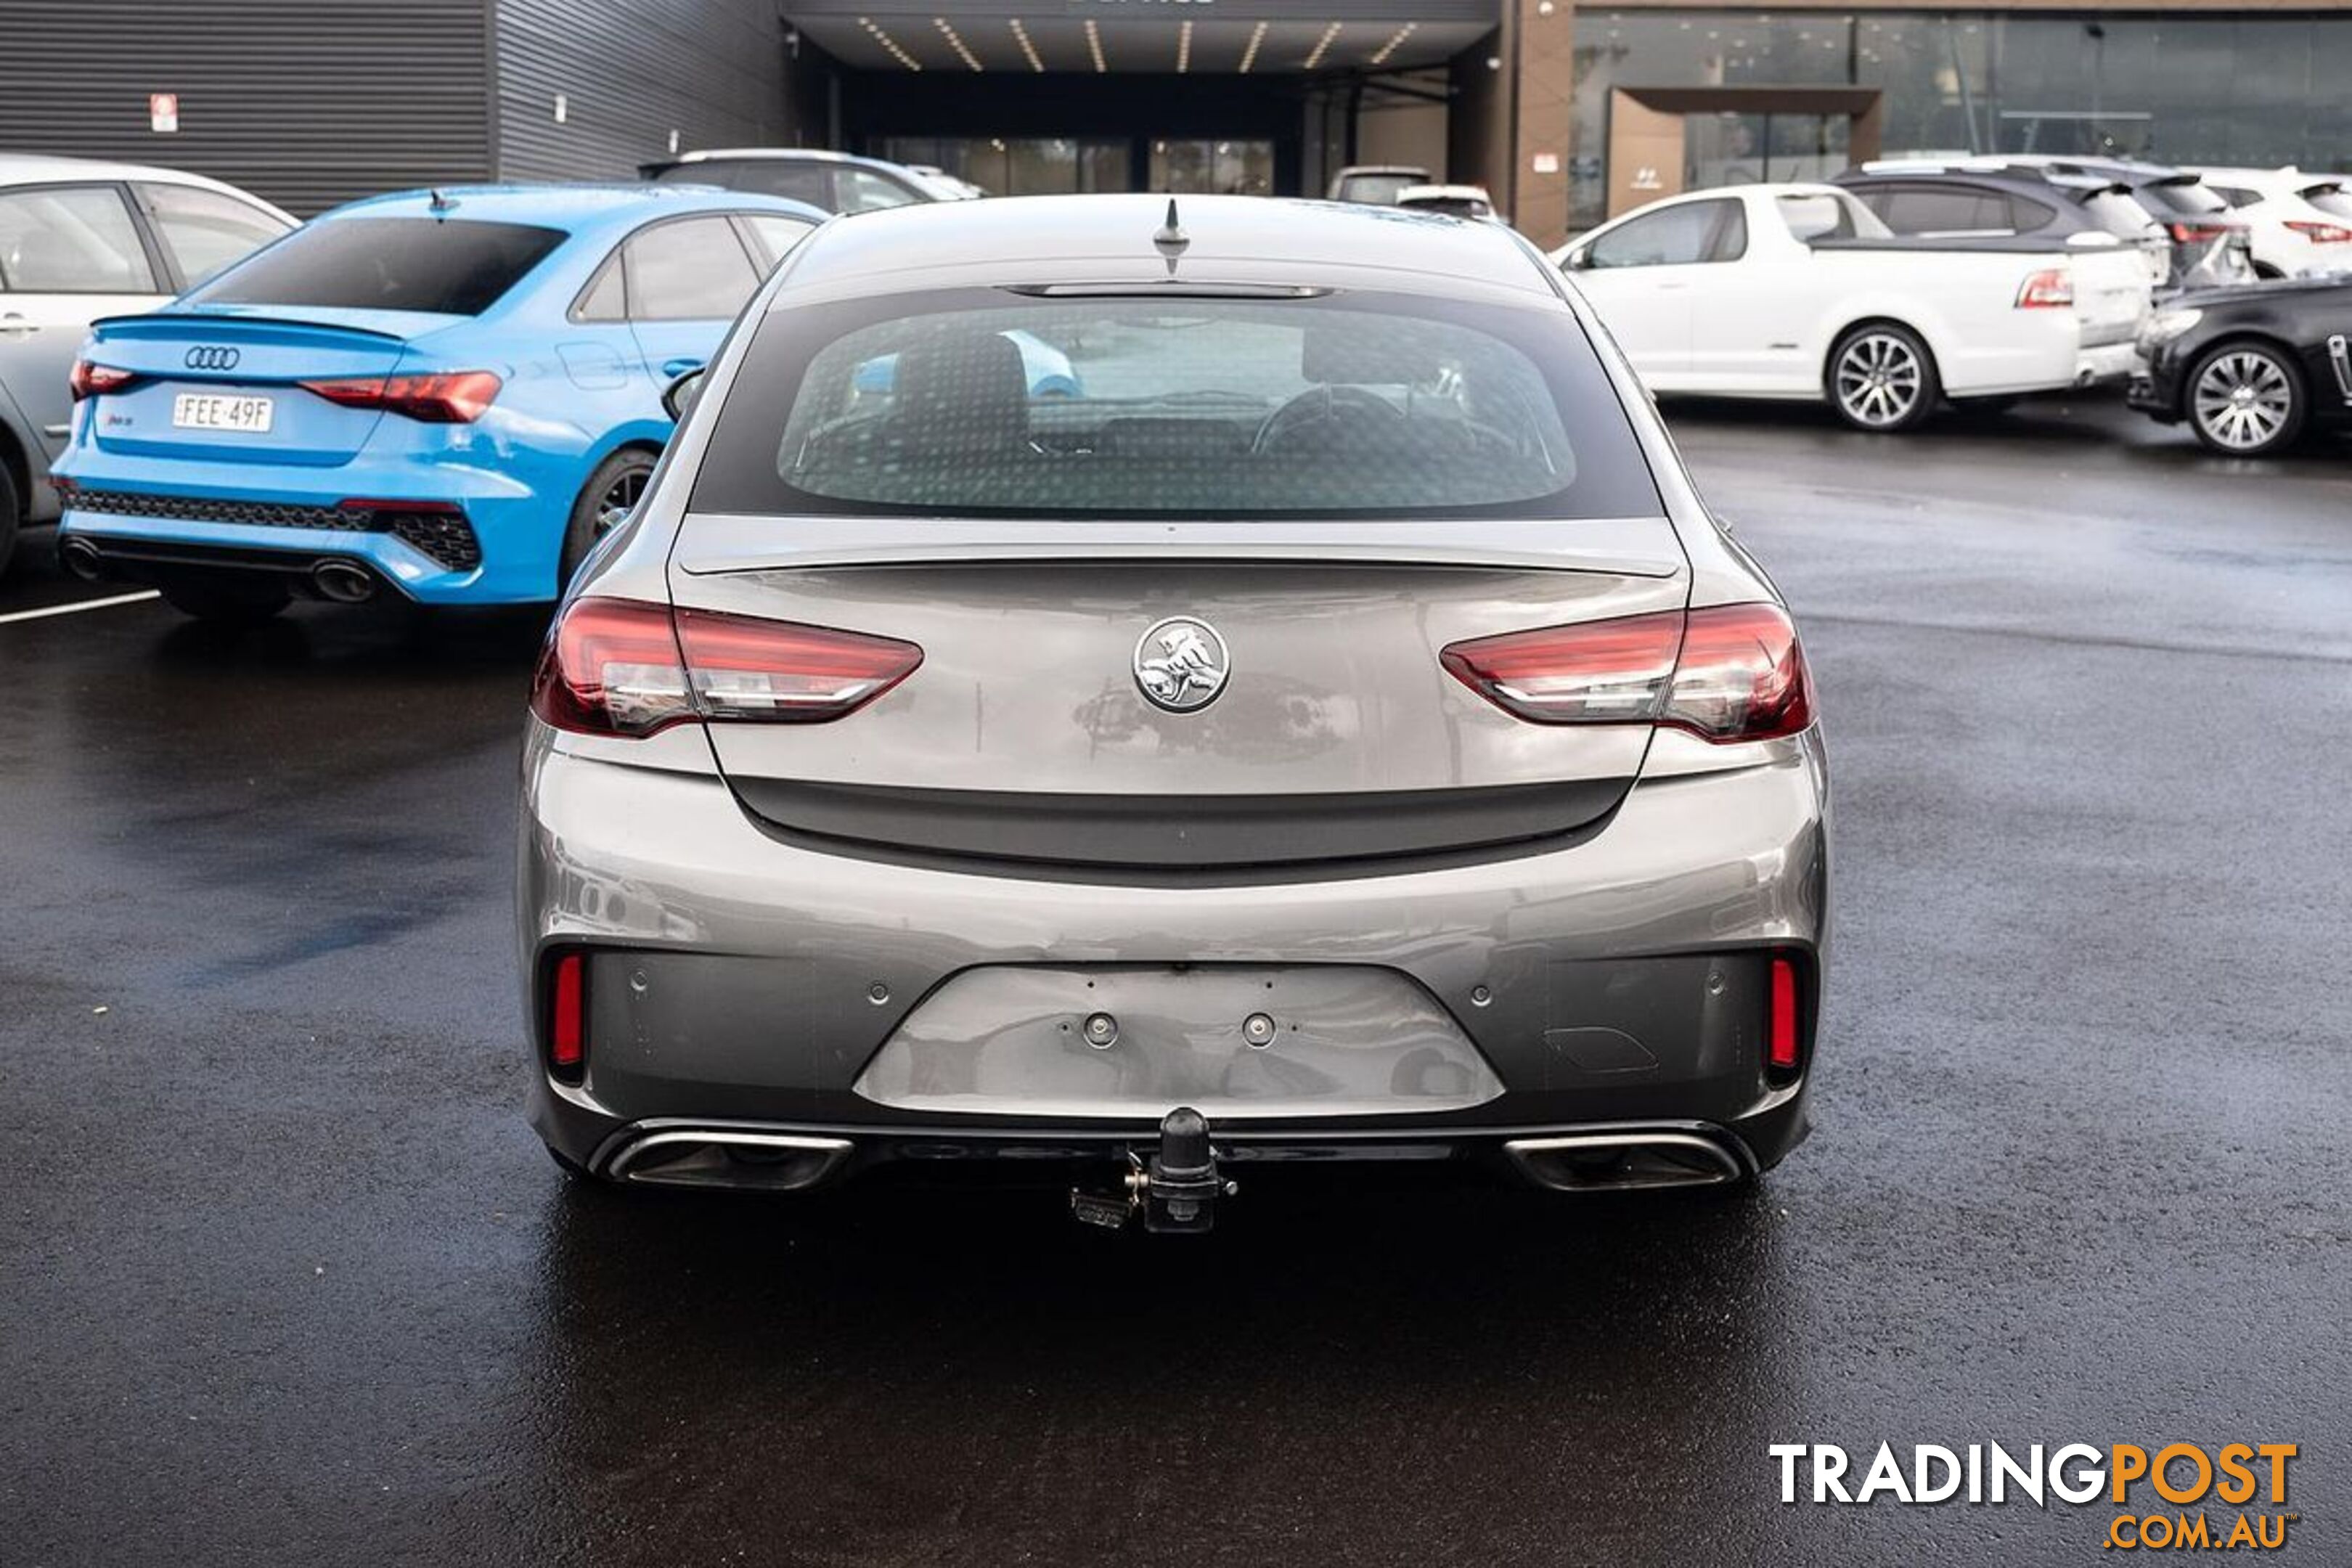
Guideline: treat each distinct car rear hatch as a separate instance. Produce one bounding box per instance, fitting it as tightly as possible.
[2065,248,2152,346]
[76,309,452,467]
[665,516,1689,876]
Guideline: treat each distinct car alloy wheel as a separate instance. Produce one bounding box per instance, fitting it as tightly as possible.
[1832,331,1925,430]
[2190,348,2299,454]
[595,466,650,539]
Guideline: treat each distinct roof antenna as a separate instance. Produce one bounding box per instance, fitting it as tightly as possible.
[1153,198,1188,276]
[427,188,457,220]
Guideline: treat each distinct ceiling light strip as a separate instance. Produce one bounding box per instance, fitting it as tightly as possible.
[1176,18,1193,72]
[857,15,922,70]
[1008,17,1044,72]
[933,16,982,70]
[1085,17,1107,71]
[1304,20,1344,70]
[1368,20,1418,65]
[1238,20,1268,73]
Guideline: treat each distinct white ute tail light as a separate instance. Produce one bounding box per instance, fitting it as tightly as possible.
[2015,268,2074,309]
[531,596,924,737]
[1442,603,1813,742]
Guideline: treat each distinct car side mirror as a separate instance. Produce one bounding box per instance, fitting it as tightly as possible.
[661,367,707,423]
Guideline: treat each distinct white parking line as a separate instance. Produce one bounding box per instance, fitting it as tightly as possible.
[0,589,161,625]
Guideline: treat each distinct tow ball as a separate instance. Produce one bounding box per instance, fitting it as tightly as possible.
[1069,1106,1236,1234]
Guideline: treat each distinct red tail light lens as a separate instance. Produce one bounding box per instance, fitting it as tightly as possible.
[301,369,502,422]
[2166,221,2231,244]
[1664,603,1813,742]
[2285,220,2352,245]
[1768,953,1801,1075]
[2014,268,2073,309]
[69,360,139,401]
[1442,603,1811,743]
[548,950,586,1080]
[1439,610,1684,724]
[530,595,923,738]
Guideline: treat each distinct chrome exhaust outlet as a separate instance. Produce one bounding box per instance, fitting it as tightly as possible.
[1503,1131,1746,1193]
[604,1129,853,1193]
[309,560,377,604]
[58,536,107,582]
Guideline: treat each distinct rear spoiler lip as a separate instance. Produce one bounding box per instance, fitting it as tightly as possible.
[669,511,1690,581]
[86,311,412,343]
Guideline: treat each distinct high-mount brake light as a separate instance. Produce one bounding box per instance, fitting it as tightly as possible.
[1441,603,1812,743]
[300,370,502,422]
[529,596,924,738]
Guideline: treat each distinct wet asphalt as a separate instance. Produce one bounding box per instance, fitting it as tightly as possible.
[2,396,2347,1566]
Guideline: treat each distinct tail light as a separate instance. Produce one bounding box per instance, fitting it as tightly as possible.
[2014,268,2073,309]
[548,950,587,1082]
[2165,221,2233,244]
[1442,603,1812,743]
[69,360,139,401]
[1768,952,1802,1077]
[2285,220,2352,245]
[530,595,923,738]
[301,369,502,422]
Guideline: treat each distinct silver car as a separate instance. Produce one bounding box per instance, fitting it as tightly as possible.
[518,195,1829,1231]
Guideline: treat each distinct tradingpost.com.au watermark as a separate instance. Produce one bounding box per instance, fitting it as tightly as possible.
[1771,1442,2300,1551]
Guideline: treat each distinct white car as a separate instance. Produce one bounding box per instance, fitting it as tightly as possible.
[1396,184,1504,224]
[1553,183,2153,431]
[2185,167,2352,279]
[0,154,294,573]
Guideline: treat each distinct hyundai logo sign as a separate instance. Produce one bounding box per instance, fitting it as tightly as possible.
[184,346,242,371]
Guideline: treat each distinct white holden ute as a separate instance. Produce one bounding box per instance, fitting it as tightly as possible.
[1553,182,2154,430]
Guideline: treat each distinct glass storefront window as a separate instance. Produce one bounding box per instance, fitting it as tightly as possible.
[1570,10,2352,234]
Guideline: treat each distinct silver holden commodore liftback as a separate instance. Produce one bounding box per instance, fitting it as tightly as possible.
[519,194,1828,1233]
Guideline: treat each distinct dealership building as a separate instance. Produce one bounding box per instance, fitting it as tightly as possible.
[1,0,2347,247]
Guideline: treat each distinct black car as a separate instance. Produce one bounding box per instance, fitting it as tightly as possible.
[2128,278,2352,454]
[1835,162,2163,261]
[640,149,948,214]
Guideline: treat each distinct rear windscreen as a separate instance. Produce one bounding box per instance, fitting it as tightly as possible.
[189,216,565,315]
[2305,187,2352,221]
[688,290,1663,520]
[2137,181,2230,217]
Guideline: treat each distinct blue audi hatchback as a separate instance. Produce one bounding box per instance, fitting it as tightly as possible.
[51,184,823,621]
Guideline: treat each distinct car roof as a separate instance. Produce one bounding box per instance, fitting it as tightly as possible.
[1398,184,1492,202]
[1334,166,1431,177]
[317,182,828,235]
[769,193,1559,303]
[664,148,897,169]
[0,152,295,218]
[1839,163,2118,198]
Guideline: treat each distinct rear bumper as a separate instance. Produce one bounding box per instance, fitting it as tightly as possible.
[518,724,1832,1188]
[48,458,564,603]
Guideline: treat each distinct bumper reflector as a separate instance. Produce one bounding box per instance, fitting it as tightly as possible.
[550,952,586,1080]
[1768,955,1800,1073]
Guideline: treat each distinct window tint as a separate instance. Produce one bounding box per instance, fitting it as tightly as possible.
[1777,192,1884,242]
[691,292,1662,521]
[2210,186,2261,208]
[624,216,761,320]
[2008,193,2059,231]
[661,159,833,208]
[1874,185,2014,234]
[740,214,817,269]
[2306,187,2352,220]
[191,216,563,314]
[138,182,290,287]
[2138,181,2229,216]
[1333,173,1425,205]
[1587,201,1727,267]
[836,168,923,213]
[0,185,157,293]
[573,256,626,321]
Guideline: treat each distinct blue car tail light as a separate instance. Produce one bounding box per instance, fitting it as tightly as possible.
[301,369,504,423]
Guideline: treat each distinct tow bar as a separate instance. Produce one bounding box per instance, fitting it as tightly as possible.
[1069,1106,1235,1234]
